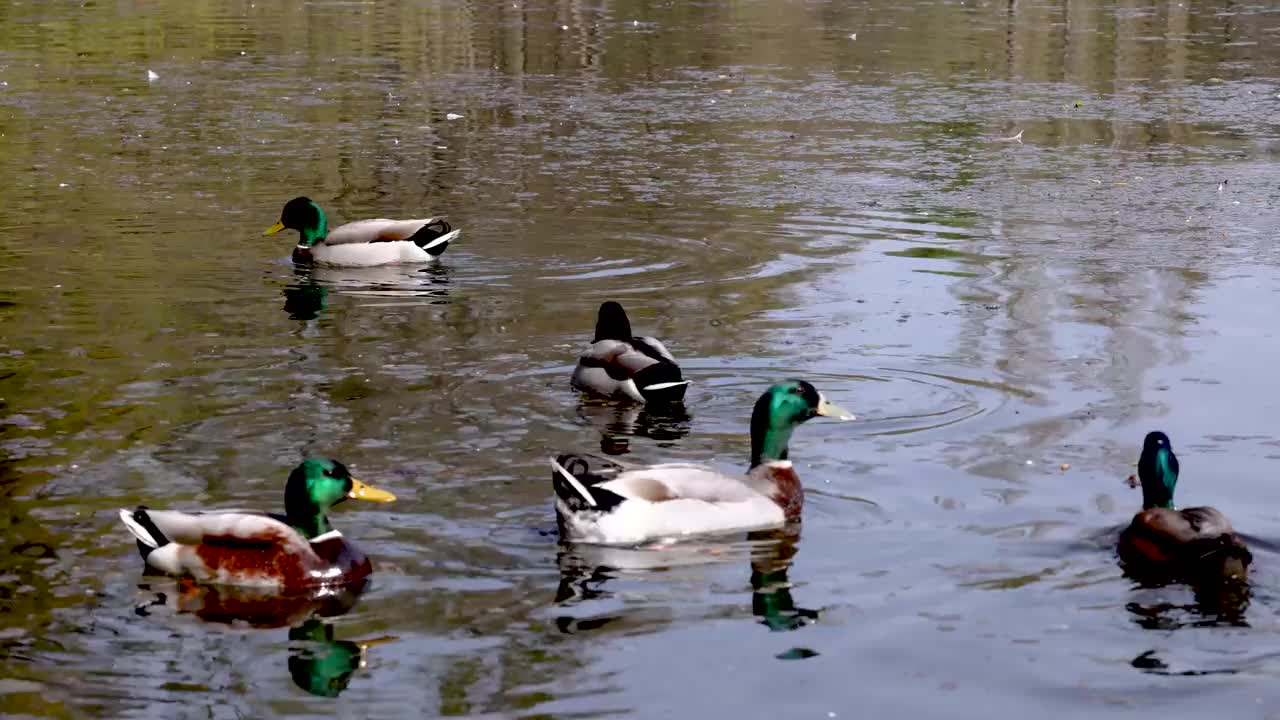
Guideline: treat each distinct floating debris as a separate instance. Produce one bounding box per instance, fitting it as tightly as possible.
[1060,463,1070,471]
[998,129,1023,143]
[146,69,159,82]
[445,113,463,120]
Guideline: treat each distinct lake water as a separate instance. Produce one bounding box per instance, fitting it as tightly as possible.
[3,0,1280,717]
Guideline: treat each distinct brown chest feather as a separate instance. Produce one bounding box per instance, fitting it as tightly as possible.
[193,533,371,589]
[764,464,805,522]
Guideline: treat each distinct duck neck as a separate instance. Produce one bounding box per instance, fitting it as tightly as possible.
[751,427,794,468]
[297,219,327,248]
[749,397,795,469]
[1140,448,1177,510]
[288,508,334,540]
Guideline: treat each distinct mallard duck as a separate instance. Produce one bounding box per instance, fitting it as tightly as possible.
[571,301,689,403]
[118,458,396,590]
[1117,431,1251,581]
[264,196,460,266]
[551,379,854,545]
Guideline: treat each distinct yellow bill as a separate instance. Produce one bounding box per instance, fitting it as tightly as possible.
[816,394,855,421]
[347,478,396,503]
[263,221,286,236]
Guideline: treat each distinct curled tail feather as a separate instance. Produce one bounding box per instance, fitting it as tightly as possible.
[551,455,625,514]
[118,507,169,560]
[410,220,456,256]
[1187,534,1252,581]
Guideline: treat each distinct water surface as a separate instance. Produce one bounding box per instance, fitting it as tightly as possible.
[3,0,1280,717]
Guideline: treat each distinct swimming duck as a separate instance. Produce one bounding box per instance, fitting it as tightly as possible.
[118,458,396,590]
[1117,431,1251,581]
[551,379,854,545]
[264,196,460,266]
[571,301,689,403]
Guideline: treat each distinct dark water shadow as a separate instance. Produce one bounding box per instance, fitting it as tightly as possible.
[575,398,693,455]
[133,578,394,698]
[1123,575,1251,631]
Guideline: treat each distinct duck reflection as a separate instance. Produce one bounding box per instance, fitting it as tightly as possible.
[283,263,452,320]
[1129,649,1239,677]
[748,527,819,632]
[552,525,816,634]
[1123,577,1250,631]
[576,400,692,456]
[134,578,394,697]
[288,619,397,698]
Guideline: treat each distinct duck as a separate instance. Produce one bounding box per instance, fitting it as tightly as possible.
[571,301,689,404]
[551,379,854,545]
[118,458,396,590]
[264,196,460,267]
[1117,431,1251,582]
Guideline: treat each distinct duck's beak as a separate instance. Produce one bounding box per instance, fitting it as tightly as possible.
[816,394,855,421]
[347,479,397,503]
[263,221,286,236]
[356,636,399,668]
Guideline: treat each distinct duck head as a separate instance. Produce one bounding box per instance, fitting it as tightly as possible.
[265,197,328,247]
[593,301,633,342]
[284,458,396,539]
[749,380,854,468]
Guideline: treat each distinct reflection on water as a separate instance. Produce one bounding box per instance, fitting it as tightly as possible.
[284,264,453,320]
[132,578,390,698]
[576,399,693,455]
[748,528,819,634]
[288,622,396,699]
[554,526,816,640]
[1124,581,1251,631]
[3,0,1280,715]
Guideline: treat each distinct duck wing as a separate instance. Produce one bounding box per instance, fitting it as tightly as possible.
[551,455,758,511]
[631,336,678,364]
[119,507,325,586]
[551,455,785,544]
[574,339,687,402]
[577,340,656,379]
[1120,506,1250,579]
[1128,506,1234,545]
[324,219,448,246]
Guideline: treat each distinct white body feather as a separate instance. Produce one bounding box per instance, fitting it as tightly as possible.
[309,220,460,267]
[553,460,788,545]
[118,508,329,589]
[571,364,646,401]
[571,336,687,401]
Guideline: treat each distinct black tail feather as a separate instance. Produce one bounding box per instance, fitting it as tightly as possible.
[552,454,626,513]
[128,506,170,561]
[633,363,688,403]
[409,220,453,256]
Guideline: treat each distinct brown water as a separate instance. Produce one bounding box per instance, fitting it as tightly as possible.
[3,0,1280,716]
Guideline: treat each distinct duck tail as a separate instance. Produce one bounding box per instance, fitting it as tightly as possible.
[118,507,169,560]
[551,455,625,513]
[409,220,459,257]
[633,363,689,403]
[1188,534,1252,582]
[551,455,598,510]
